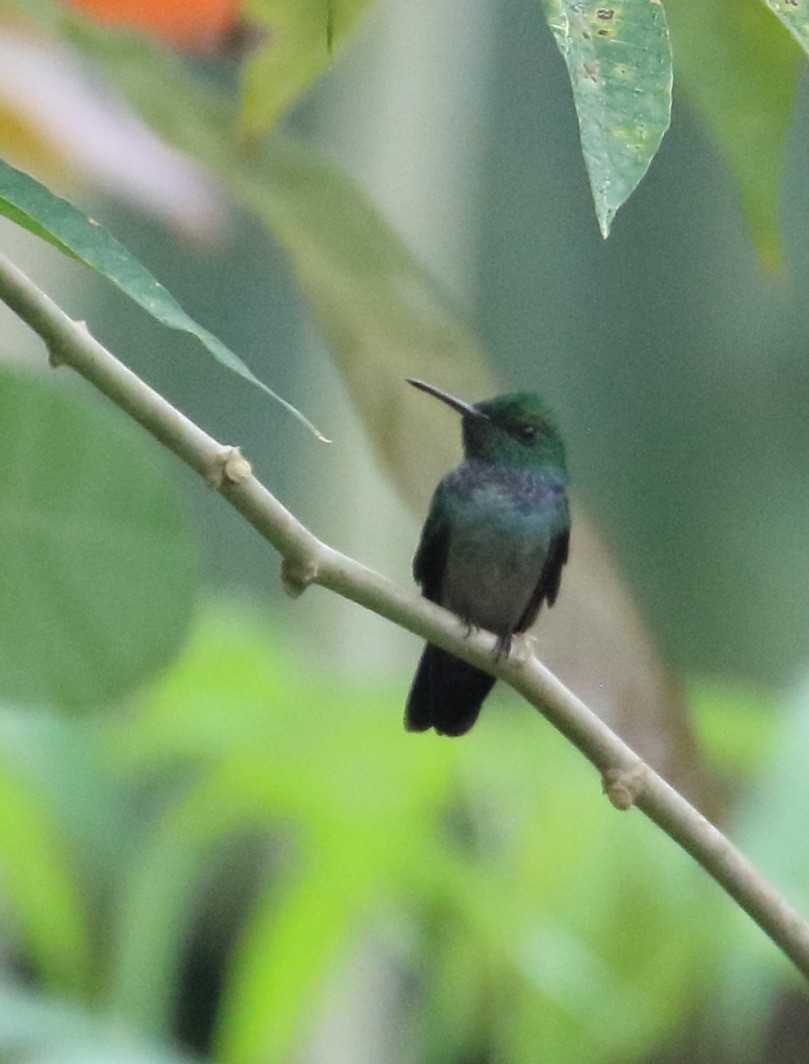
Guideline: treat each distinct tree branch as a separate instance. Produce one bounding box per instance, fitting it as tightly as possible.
[1,249,808,979]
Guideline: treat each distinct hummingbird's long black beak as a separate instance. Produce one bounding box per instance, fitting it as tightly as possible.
[407,378,487,419]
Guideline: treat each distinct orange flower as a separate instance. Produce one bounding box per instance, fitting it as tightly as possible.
[63,0,240,50]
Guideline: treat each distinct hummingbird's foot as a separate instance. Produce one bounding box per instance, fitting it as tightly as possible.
[493,632,512,660]
[460,617,480,639]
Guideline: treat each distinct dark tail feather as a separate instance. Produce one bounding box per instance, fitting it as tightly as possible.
[405,645,496,737]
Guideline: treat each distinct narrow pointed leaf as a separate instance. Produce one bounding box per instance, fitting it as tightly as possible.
[541,0,672,236]
[0,157,324,437]
[240,0,373,137]
[218,864,362,1064]
[0,753,90,991]
[763,0,809,54]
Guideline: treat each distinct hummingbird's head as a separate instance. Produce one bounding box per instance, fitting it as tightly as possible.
[465,392,566,472]
[407,379,567,474]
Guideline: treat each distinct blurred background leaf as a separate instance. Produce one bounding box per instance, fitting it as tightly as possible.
[240,0,374,137]
[0,367,197,708]
[0,731,90,993]
[763,0,809,54]
[665,0,799,268]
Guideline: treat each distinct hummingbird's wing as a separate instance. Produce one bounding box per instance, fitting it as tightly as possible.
[408,486,496,735]
[409,485,494,735]
[412,487,451,603]
[515,522,570,633]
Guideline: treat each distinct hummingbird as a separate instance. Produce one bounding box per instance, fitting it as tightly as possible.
[405,378,570,737]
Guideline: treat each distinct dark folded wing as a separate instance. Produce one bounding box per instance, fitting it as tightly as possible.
[515,523,570,633]
[412,486,451,604]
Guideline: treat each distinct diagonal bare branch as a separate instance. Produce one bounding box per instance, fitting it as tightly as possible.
[1,249,808,980]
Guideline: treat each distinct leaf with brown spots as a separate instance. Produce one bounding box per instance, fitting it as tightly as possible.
[763,0,809,56]
[540,0,673,236]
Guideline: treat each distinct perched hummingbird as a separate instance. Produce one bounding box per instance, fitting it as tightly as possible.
[405,378,570,737]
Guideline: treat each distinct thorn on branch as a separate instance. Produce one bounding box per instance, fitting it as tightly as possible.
[207,445,253,489]
[602,763,648,810]
[281,556,319,598]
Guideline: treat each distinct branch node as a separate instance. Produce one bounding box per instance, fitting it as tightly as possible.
[602,763,648,811]
[282,556,318,598]
[207,446,253,489]
[511,631,538,667]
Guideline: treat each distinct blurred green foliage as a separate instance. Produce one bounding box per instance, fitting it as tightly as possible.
[0,591,776,1064]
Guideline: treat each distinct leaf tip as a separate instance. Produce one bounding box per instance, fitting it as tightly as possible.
[596,206,614,239]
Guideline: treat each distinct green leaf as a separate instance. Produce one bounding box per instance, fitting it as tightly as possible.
[665,0,799,268]
[0,737,90,992]
[240,0,373,137]
[0,156,325,438]
[105,809,209,1038]
[217,862,363,1064]
[762,0,809,54]
[0,368,198,708]
[540,0,672,236]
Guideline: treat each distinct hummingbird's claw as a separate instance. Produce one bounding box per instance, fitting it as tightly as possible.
[493,632,513,660]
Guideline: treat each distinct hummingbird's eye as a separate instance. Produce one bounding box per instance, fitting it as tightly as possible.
[517,424,537,444]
